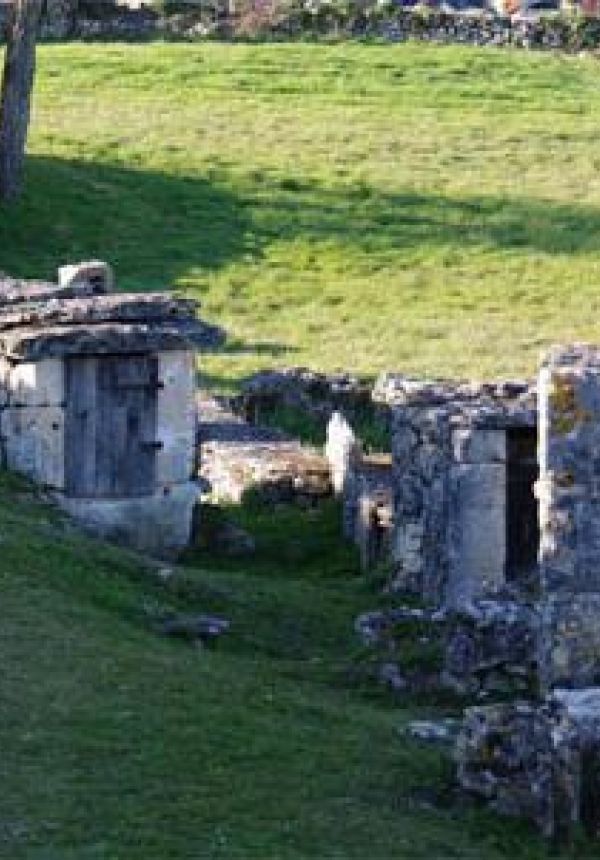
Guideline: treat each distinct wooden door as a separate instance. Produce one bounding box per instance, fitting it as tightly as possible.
[65,355,159,498]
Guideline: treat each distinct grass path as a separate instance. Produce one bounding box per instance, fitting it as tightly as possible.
[0,476,564,858]
[2,43,600,383]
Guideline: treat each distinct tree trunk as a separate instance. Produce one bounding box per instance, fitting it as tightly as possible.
[0,0,43,202]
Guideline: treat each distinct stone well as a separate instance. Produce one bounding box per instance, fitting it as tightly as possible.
[0,264,221,556]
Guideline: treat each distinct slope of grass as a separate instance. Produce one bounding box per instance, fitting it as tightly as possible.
[0,472,581,859]
[2,43,600,384]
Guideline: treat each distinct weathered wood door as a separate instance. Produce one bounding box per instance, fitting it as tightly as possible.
[65,355,159,498]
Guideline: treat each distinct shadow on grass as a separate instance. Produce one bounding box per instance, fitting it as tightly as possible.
[255,180,600,257]
[2,154,599,312]
[0,155,255,288]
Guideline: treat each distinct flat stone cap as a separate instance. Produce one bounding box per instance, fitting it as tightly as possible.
[0,275,225,359]
[0,275,106,306]
[541,344,600,371]
[373,372,533,408]
[373,372,537,427]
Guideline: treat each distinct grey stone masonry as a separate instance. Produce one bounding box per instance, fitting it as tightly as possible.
[456,689,600,839]
[0,262,222,557]
[455,345,600,839]
[375,374,536,606]
[199,393,331,505]
[0,293,199,331]
[538,345,600,691]
[0,273,107,305]
[325,411,393,571]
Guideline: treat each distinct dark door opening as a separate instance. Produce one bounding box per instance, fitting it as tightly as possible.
[505,426,539,585]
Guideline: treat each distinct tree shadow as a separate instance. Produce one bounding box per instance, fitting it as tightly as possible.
[255,178,600,258]
[0,155,255,288]
[2,154,600,297]
[222,338,298,357]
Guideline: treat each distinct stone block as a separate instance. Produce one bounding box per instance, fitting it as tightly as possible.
[57,481,199,558]
[6,359,64,407]
[456,689,600,839]
[456,701,555,835]
[446,463,506,606]
[453,427,507,464]
[325,411,360,496]
[156,351,197,485]
[393,521,424,568]
[539,593,600,691]
[443,599,538,696]
[158,351,196,435]
[1,405,64,489]
[156,438,196,487]
[58,260,113,294]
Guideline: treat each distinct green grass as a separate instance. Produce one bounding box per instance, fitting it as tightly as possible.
[0,472,579,858]
[3,41,600,856]
[3,42,600,385]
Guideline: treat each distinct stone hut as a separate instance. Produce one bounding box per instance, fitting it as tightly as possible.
[0,264,219,556]
[374,375,538,607]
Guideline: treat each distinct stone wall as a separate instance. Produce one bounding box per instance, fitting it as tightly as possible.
[456,689,600,838]
[0,357,66,490]
[376,375,536,606]
[6,3,600,55]
[240,367,388,449]
[454,345,600,839]
[325,410,393,571]
[537,345,600,691]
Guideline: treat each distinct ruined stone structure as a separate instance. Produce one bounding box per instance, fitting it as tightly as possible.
[240,369,394,570]
[453,346,600,838]
[0,263,218,556]
[319,351,600,836]
[373,375,538,606]
[325,411,393,572]
[199,392,331,506]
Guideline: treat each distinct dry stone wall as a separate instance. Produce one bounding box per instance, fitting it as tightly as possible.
[6,3,600,55]
[537,346,600,691]
[455,346,600,840]
[375,375,536,606]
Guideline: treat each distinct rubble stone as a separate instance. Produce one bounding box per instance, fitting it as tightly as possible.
[199,393,331,505]
[377,374,537,605]
[443,599,538,696]
[456,689,600,839]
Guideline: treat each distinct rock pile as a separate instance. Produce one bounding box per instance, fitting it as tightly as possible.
[198,392,331,505]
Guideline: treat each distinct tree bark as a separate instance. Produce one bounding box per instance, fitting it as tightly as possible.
[0,0,43,202]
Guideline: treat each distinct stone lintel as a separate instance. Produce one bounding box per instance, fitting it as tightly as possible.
[0,293,200,331]
[0,322,208,361]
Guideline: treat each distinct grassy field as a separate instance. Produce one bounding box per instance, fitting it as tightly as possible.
[0,474,574,859]
[2,41,600,857]
[2,42,600,385]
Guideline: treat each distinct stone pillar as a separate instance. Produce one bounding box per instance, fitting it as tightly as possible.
[446,425,507,607]
[325,411,360,496]
[538,346,600,691]
[390,408,451,603]
[58,260,114,294]
[325,411,362,539]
